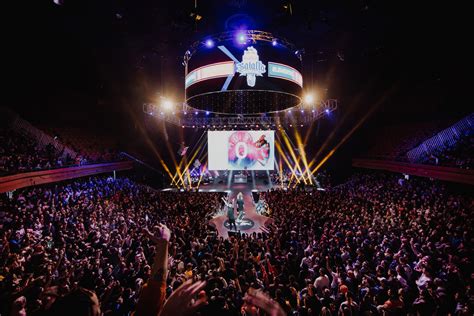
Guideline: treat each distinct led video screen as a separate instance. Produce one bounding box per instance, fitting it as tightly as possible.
[208,131,275,170]
[185,39,303,113]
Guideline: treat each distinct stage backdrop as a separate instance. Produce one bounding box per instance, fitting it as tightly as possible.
[208,131,275,170]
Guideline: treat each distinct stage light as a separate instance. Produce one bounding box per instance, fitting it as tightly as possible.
[272,39,277,46]
[203,125,205,128]
[192,125,195,128]
[300,110,304,113]
[195,111,198,115]
[294,50,299,55]
[162,100,173,110]
[245,125,248,127]
[290,124,293,127]
[234,125,237,128]
[206,111,210,115]
[160,111,164,115]
[312,109,315,113]
[325,109,330,114]
[205,39,214,48]
[300,124,303,127]
[184,111,187,115]
[304,94,314,104]
[182,125,185,128]
[256,124,259,127]
[237,32,246,44]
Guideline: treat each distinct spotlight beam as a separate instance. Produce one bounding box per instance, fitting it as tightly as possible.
[280,129,306,184]
[127,107,177,185]
[275,133,300,185]
[171,131,207,186]
[162,123,189,188]
[310,85,397,175]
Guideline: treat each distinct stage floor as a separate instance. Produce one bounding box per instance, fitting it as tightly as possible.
[163,175,276,238]
[207,176,275,237]
[198,174,277,192]
[208,184,274,238]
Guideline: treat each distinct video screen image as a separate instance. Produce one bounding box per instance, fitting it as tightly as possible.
[208,131,275,170]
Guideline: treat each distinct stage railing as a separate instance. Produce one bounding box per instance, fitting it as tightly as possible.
[352,158,474,185]
[0,161,133,193]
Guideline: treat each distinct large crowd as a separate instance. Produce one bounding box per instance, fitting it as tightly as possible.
[0,128,124,175]
[365,123,446,161]
[0,129,73,175]
[1,171,472,315]
[423,133,474,169]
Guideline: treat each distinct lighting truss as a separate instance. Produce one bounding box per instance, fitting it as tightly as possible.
[143,99,337,128]
[184,30,301,66]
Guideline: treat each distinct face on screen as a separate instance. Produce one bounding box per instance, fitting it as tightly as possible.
[228,131,270,169]
[208,131,274,170]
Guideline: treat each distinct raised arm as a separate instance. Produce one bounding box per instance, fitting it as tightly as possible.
[134,224,171,316]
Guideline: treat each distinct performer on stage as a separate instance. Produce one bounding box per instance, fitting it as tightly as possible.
[236,192,245,222]
[222,196,237,231]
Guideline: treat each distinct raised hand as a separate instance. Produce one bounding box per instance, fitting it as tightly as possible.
[243,288,286,316]
[159,279,207,316]
[143,223,171,242]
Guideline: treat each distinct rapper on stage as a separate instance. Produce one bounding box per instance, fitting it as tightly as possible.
[222,196,237,231]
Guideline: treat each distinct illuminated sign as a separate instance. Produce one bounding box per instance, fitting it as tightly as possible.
[236,47,266,87]
[268,62,303,87]
[185,47,303,90]
[185,61,235,88]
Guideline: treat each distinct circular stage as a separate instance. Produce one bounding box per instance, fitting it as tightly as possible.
[224,218,255,230]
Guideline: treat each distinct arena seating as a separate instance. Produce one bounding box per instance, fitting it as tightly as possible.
[0,128,73,175]
[364,114,474,171]
[41,127,122,164]
[365,122,450,161]
[0,113,124,175]
[407,114,474,169]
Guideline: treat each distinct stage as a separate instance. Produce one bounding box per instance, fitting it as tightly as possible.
[163,173,277,238]
[198,172,276,192]
[207,180,274,238]
[204,174,275,238]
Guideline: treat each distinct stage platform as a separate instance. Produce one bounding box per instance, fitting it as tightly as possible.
[206,176,274,237]
[164,173,278,192]
[163,175,276,238]
[208,186,273,238]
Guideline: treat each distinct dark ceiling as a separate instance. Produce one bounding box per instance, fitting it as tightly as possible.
[4,0,466,173]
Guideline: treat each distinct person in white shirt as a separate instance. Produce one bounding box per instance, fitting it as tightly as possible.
[314,268,330,295]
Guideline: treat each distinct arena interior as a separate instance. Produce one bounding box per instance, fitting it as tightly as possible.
[1,1,472,316]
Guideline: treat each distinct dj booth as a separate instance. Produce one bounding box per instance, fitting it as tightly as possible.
[234,173,248,183]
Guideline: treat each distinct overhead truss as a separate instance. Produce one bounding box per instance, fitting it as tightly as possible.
[143,99,337,128]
